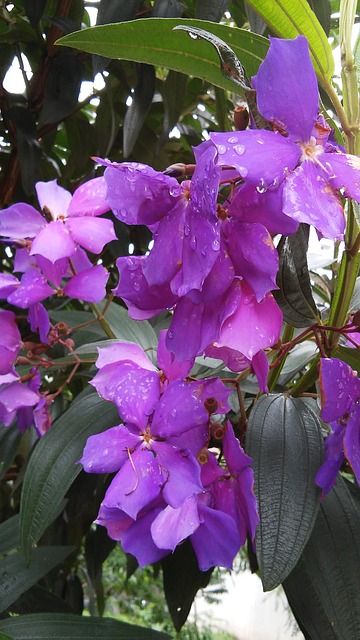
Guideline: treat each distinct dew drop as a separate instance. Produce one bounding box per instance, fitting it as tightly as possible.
[211,239,220,251]
[234,144,245,156]
[228,135,238,144]
[190,236,197,250]
[217,144,227,155]
[171,408,177,418]
[256,178,268,194]
[133,281,141,291]
[201,246,207,257]
[169,185,179,197]
[168,330,174,339]
[184,223,190,236]
[238,166,248,178]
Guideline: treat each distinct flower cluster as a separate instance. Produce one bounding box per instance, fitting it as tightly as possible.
[80,334,259,570]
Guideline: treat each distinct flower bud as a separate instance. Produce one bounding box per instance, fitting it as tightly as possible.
[197,447,210,465]
[210,420,225,441]
[204,396,218,414]
[234,105,249,130]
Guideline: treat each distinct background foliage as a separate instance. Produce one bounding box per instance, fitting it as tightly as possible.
[1,0,360,638]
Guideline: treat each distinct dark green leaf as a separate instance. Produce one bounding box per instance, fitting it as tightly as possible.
[93,0,143,74]
[195,0,230,21]
[153,0,184,17]
[0,515,20,555]
[0,613,171,638]
[0,546,73,614]
[158,70,188,150]
[246,395,323,590]
[57,19,269,94]
[244,4,267,35]
[20,390,119,562]
[349,276,360,313]
[40,52,84,125]
[161,539,213,631]
[274,224,320,327]
[306,0,331,36]
[23,0,47,27]
[278,341,318,384]
[94,301,158,356]
[283,476,360,639]
[0,423,22,482]
[7,584,73,615]
[123,64,156,158]
[7,106,41,195]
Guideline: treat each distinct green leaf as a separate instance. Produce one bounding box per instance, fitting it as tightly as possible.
[283,476,360,639]
[95,301,158,356]
[0,515,20,555]
[246,394,323,591]
[56,18,269,94]
[0,613,170,639]
[20,390,119,563]
[123,63,156,158]
[278,341,318,384]
[244,0,334,82]
[306,0,331,36]
[274,224,320,328]
[0,423,22,482]
[161,539,213,631]
[0,613,170,640]
[0,546,74,614]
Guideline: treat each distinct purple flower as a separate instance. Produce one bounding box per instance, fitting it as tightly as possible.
[210,36,360,240]
[0,372,40,428]
[81,341,211,518]
[0,310,22,375]
[0,178,116,262]
[315,358,360,494]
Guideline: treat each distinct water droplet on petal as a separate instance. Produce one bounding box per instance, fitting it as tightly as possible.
[217,144,227,155]
[171,408,177,418]
[238,166,248,178]
[256,178,268,194]
[190,236,197,250]
[211,239,220,251]
[169,185,179,197]
[234,144,245,156]
[228,135,238,144]
[133,281,140,291]
[184,223,190,236]
[201,246,207,257]
[168,330,174,339]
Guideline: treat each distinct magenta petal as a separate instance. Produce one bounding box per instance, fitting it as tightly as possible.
[205,344,250,373]
[96,342,157,372]
[152,442,203,507]
[191,377,231,414]
[0,273,20,298]
[104,449,166,519]
[229,181,299,236]
[256,36,319,141]
[319,358,360,422]
[283,161,345,239]
[67,177,110,217]
[113,256,178,320]
[152,380,208,437]
[65,216,116,254]
[63,265,108,302]
[35,180,72,219]
[252,349,269,393]
[80,424,139,473]
[315,423,345,495]
[151,496,200,550]
[122,505,170,566]
[104,162,181,226]
[0,381,39,414]
[157,330,193,381]
[343,406,360,484]
[91,363,160,426]
[211,130,300,187]
[323,151,360,201]
[28,303,50,343]
[0,203,45,239]
[215,284,282,360]
[96,503,133,540]
[0,310,21,375]
[7,269,53,308]
[191,504,240,570]
[224,219,278,300]
[30,220,77,262]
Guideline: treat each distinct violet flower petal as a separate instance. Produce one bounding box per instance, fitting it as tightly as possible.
[30,220,77,262]
[256,36,319,141]
[151,380,208,438]
[96,342,157,372]
[152,443,203,508]
[65,216,116,254]
[95,503,133,540]
[191,504,241,571]
[343,405,360,484]
[283,161,345,239]
[325,151,360,200]
[121,505,171,566]
[0,203,45,239]
[7,269,53,308]
[67,177,110,217]
[28,303,50,343]
[80,424,140,473]
[63,265,108,303]
[151,496,200,550]
[35,180,72,219]
[315,423,345,495]
[319,358,360,422]
[157,330,194,381]
[0,310,21,375]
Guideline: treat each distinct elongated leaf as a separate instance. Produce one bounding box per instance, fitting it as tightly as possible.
[96,301,158,355]
[0,546,73,614]
[244,0,334,82]
[274,224,320,327]
[307,0,331,36]
[0,423,22,482]
[278,341,318,384]
[283,476,360,639]
[332,345,360,376]
[57,18,269,94]
[40,52,84,126]
[195,0,230,21]
[246,394,323,591]
[8,106,41,195]
[158,69,188,149]
[0,514,20,555]
[0,613,170,639]
[23,0,47,27]
[161,539,213,631]
[123,63,156,158]
[20,390,119,563]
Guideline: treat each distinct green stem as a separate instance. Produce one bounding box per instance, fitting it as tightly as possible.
[90,301,116,339]
[267,323,294,392]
